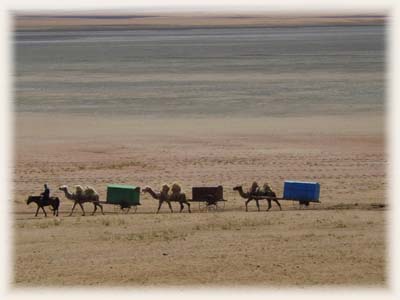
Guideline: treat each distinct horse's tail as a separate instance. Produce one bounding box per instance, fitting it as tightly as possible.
[51,197,60,210]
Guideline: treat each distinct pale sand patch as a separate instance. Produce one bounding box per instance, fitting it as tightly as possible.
[15,112,384,139]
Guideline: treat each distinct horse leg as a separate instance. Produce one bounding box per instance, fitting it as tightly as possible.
[69,202,77,216]
[35,205,40,217]
[78,203,85,216]
[186,201,191,213]
[179,202,184,213]
[41,206,47,217]
[274,200,282,210]
[266,200,272,211]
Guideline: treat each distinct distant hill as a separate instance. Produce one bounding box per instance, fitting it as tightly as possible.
[13,12,386,31]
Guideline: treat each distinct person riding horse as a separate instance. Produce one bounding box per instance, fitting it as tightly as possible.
[40,183,50,202]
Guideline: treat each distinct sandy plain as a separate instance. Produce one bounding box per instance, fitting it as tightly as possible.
[13,112,386,287]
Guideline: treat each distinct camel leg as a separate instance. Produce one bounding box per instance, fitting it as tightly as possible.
[266,200,272,211]
[93,202,103,215]
[69,202,77,216]
[41,207,47,217]
[157,201,162,214]
[167,201,173,213]
[274,200,282,211]
[78,203,85,216]
[92,203,97,215]
[255,199,260,212]
[245,199,252,212]
[35,206,40,217]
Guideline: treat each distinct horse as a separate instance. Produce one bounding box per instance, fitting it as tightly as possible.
[26,195,60,217]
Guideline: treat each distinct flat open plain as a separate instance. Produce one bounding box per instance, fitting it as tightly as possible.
[12,13,386,287]
[13,113,386,287]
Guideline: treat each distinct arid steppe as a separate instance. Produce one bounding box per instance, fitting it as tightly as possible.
[12,13,386,287]
[13,113,386,286]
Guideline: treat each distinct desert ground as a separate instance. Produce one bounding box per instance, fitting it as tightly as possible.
[13,112,386,286]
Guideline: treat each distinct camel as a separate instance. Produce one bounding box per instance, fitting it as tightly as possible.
[169,183,191,213]
[144,183,191,213]
[233,185,260,212]
[233,185,282,212]
[26,195,60,217]
[59,185,104,216]
[143,185,173,214]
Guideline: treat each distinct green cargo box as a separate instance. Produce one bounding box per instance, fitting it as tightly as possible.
[106,184,141,206]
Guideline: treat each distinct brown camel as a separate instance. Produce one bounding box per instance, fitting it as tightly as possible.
[233,185,282,212]
[170,183,191,213]
[59,185,104,216]
[143,184,191,213]
[143,185,173,213]
[233,185,260,212]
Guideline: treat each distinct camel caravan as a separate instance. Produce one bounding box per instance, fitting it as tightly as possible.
[26,180,321,217]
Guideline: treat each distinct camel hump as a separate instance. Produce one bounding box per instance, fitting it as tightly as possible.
[161,184,170,193]
[84,186,98,197]
[262,182,271,190]
[171,183,181,194]
[75,185,84,195]
[261,183,274,195]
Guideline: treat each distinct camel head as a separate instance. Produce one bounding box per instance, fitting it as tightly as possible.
[142,186,151,193]
[232,185,242,191]
[58,185,68,191]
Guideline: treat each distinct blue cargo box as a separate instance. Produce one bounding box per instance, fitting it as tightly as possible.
[283,181,320,202]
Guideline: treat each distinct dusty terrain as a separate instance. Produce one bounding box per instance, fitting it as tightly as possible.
[13,113,386,286]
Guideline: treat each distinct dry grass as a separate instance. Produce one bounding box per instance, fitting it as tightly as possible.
[13,208,386,286]
[13,113,386,287]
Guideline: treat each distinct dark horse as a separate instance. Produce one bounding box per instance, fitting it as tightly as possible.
[26,196,60,217]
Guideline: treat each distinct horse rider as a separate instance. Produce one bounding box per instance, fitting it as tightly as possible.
[40,183,50,202]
